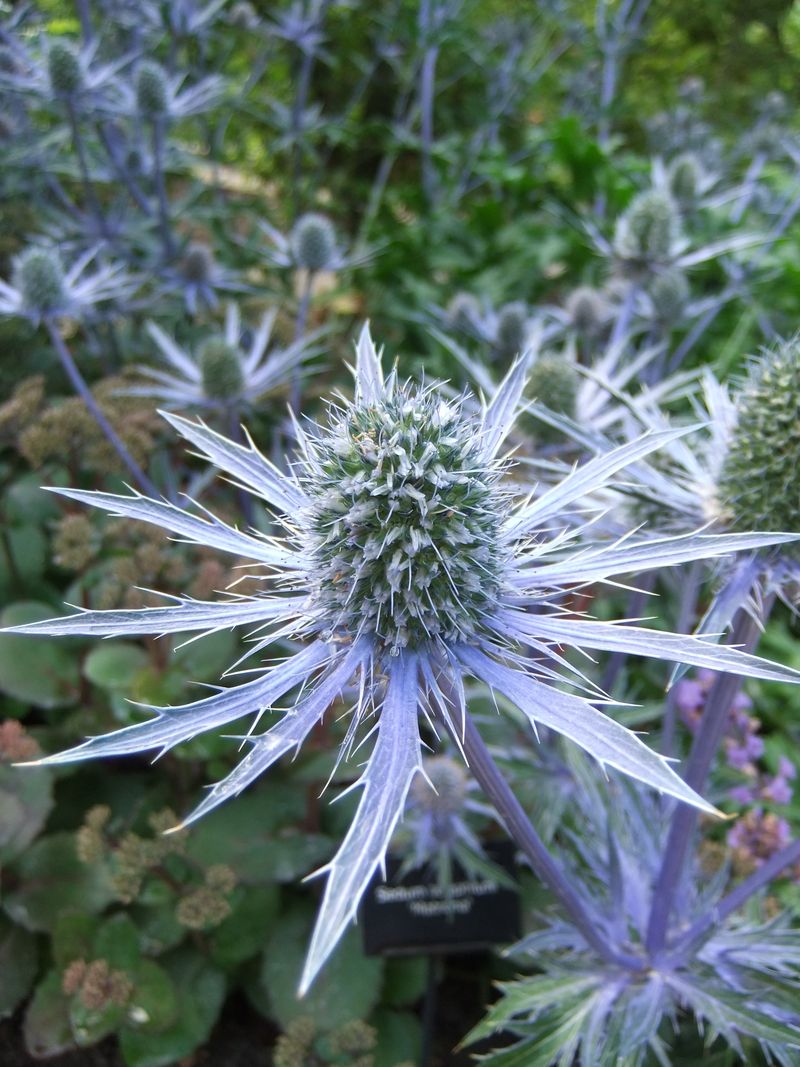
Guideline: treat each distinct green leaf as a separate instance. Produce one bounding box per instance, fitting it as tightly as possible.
[53,913,98,971]
[0,525,47,586]
[4,832,114,932]
[259,904,383,1032]
[118,952,226,1067]
[70,995,125,1048]
[186,785,335,884]
[24,971,75,1059]
[0,602,81,708]
[381,957,428,1008]
[127,960,179,1034]
[93,913,142,972]
[373,1009,422,1067]
[84,642,150,692]
[0,760,53,862]
[207,885,280,969]
[174,630,236,682]
[0,915,38,1018]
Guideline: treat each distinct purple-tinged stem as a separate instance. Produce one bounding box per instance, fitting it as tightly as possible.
[290,270,314,416]
[730,152,766,224]
[46,319,159,498]
[66,101,108,240]
[668,836,800,964]
[449,702,644,972]
[609,282,639,351]
[645,600,769,956]
[151,118,176,259]
[661,560,703,758]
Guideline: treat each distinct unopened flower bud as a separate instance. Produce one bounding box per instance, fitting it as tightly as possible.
[495,301,528,358]
[180,242,215,284]
[667,153,703,205]
[648,268,690,323]
[528,355,578,421]
[446,292,481,334]
[135,61,169,118]
[199,337,244,401]
[47,40,83,97]
[565,286,607,337]
[614,190,680,270]
[14,247,66,316]
[290,213,337,272]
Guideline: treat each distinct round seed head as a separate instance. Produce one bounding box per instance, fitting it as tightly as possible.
[181,242,215,284]
[13,247,67,315]
[135,61,170,118]
[290,213,337,272]
[495,301,528,358]
[47,40,83,97]
[667,153,703,205]
[717,338,800,542]
[565,285,607,336]
[199,337,244,402]
[446,292,481,334]
[648,268,690,323]
[410,756,469,817]
[613,189,681,272]
[306,388,506,655]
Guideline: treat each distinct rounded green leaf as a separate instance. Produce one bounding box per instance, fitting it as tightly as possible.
[0,602,81,708]
[24,971,75,1059]
[0,761,53,862]
[84,642,150,692]
[0,915,38,1019]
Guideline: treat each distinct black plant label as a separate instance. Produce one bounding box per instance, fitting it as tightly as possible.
[360,842,521,956]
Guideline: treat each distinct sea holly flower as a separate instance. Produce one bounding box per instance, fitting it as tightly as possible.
[9,325,800,992]
[127,303,317,413]
[260,212,371,273]
[0,245,136,325]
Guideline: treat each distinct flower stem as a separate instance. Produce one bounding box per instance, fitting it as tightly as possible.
[449,703,644,972]
[290,270,314,415]
[46,319,159,497]
[151,118,176,259]
[645,600,769,956]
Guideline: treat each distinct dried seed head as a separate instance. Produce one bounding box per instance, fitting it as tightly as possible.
[135,61,169,117]
[290,212,337,272]
[13,247,66,315]
[717,338,800,541]
[565,285,607,337]
[306,387,506,655]
[198,336,244,401]
[495,301,528,359]
[446,292,481,334]
[648,268,690,323]
[47,40,83,97]
[614,190,681,273]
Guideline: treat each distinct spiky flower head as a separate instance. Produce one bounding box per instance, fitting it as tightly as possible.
[648,268,690,324]
[446,292,481,334]
[565,285,607,337]
[528,354,578,424]
[717,338,800,540]
[13,247,66,316]
[135,61,169,118]
[47,40,83,97]
[10,325,800,996]
[613,189,681,275]
[495,301,528,359]
[198,337,244,402]
[307,382,506,654]
[667,152,703,206]
[291,213,337,272]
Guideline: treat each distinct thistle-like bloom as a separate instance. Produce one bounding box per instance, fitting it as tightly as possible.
[0,36,131,113]
[260,213,372,272]
[128,304,317,412]
[0,245,136,325]
[123,61,226,121]
[10,326,800,993]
